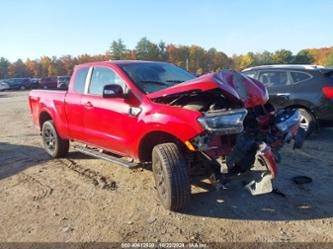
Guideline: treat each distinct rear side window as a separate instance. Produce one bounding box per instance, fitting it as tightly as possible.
[73,67,89,94]
[258,71,288,87]
[290,71,312,83]
[88,66,125,96]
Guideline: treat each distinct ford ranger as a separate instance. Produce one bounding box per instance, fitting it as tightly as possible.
[29,60,304,211]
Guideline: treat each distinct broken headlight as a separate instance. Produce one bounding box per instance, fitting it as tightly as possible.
[197,108,248,135]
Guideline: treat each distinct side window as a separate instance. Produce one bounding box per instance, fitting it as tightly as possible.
[258,71,288,87]
[290,71,312,83]
[73,67,89,94]
[88,67,125,96]
[243,70,256,79]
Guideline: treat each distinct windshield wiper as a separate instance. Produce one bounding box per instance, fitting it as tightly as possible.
[166,80,184,83]
[139,80,169,86]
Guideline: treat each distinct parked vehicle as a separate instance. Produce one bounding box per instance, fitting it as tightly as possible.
[242,65,333,136]
[3,78,37,90]
[0,80,10,91]
[28,78,40,89]
[38,77,58,89]
[29,61,304,211]
[57,76,70,89]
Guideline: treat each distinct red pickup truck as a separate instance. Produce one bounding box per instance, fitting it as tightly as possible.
[29,60,304,211]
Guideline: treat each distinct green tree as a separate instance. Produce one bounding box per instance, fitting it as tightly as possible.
[158,41,168,61]
[255,51,273,65]
[272,49,293,64]
[110,39,127,60]
[293,50,314,64]
[0,57,10,79]
[136,37,160,60]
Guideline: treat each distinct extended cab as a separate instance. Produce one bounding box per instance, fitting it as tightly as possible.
[29,60,279,210]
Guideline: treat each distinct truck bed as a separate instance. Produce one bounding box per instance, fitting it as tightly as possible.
[29,89,68,136]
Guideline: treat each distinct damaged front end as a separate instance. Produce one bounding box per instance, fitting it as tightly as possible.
[151,70,305,195]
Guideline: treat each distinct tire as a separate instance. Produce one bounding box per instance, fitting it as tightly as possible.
[152,143,190,211]
[41,120,69,158]
[298,108,316,137]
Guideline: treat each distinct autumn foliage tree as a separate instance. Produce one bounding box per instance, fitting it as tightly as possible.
[7,59,29,78]
[0,38,332,79]
[326,52,333,66]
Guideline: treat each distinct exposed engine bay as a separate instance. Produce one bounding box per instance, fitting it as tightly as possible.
[153,88,242,113]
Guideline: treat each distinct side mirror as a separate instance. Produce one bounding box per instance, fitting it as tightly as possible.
[103,84,124,98]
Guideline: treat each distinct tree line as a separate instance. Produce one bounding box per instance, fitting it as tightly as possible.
[1,37,333,79]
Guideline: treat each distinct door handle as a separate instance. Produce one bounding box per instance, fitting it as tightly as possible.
[84,101,94,109]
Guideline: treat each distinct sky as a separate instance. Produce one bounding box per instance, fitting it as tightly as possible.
[0,0,332,62]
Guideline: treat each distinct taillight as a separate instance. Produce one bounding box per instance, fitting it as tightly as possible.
[322,87,333,98]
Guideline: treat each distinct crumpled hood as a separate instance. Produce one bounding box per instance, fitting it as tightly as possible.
[147,70,269,108]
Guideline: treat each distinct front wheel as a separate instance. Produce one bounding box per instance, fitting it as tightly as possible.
[42,120,69,158]
[152,143,190,211]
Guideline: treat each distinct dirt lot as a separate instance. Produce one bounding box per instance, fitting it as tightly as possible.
[0,91,332,243]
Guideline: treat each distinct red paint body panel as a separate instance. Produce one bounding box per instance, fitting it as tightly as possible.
[29,61,268,161]
[29,90,69,139]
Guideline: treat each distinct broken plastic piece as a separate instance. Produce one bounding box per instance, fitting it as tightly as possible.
[245,173,273,196]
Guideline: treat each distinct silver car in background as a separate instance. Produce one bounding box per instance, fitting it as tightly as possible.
[0,80,10,91]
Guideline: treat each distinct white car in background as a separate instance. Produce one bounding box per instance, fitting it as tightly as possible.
[0,80,10,91]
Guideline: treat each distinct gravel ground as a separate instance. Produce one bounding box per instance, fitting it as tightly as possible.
[0,91,332,243]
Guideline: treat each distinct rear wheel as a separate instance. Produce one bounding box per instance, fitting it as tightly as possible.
[42,120,69,158]
[298,108,316,137]
[152,143,190,211]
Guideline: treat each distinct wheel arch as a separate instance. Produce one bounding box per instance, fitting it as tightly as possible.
[285,104,317,120]
[39,111,53,130]
[138,131,185,163]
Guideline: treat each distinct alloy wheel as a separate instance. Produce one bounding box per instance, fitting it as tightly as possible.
[299,114,310,131]
[43,126,56,153]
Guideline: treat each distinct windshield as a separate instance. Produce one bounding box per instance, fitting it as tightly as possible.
[119,62,196,94]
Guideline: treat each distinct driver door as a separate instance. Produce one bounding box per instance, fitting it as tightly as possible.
[81,66,135,156]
